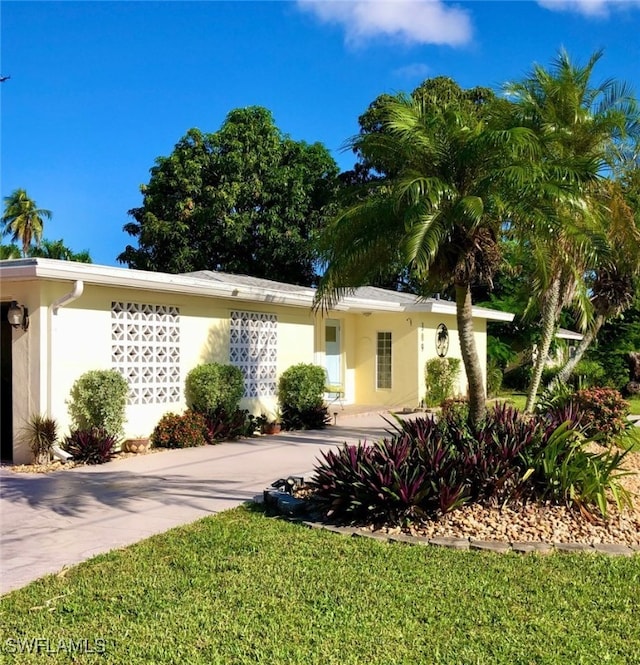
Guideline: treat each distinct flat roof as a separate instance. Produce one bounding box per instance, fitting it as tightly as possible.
[0,258,514,322]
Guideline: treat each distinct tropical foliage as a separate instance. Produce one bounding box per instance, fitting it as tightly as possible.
[119,107,339,285]
[504,50,640,411]
[315,75,591,426]
[1,188,51,257]
[311,403,632,523]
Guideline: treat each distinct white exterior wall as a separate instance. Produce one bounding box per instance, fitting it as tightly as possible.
[9,280,315,459]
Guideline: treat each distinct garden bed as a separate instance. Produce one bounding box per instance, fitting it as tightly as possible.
[285,448,640,549]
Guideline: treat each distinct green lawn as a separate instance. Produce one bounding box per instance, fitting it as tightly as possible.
[2,506,639,664]
[496,392,640,416]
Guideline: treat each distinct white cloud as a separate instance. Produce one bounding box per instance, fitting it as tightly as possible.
[393,62,431,79]
[297,0,473,47]
[538,0,640,17]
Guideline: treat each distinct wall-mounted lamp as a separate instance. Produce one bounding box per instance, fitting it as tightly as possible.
[362,311,372,317]
[7,300,29,331]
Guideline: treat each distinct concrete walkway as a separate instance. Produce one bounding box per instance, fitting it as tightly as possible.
[0,412,396,595]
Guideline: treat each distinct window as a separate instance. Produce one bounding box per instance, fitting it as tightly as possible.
[376,332,392,389]
[229,310,278,398]
[111,302,181,405]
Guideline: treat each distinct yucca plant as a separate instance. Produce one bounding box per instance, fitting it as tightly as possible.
[22,414,58,465]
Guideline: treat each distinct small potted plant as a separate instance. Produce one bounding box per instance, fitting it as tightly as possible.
[260,411,282,435]
[122,435,151,454]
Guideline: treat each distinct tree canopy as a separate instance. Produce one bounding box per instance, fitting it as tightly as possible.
[315,79,565,426]
[118,107,339,285]
[1,188,51,257]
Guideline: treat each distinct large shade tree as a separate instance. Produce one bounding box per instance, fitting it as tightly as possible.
[118,107,339,286]
[1,189,51,257]
[315,79,576,427]
[505,50,640,411]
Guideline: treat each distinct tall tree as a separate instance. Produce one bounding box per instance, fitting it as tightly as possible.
[118,107,339,285]
[553,173,640,386]
[0,243,20,259]
[315,81,565,427]
[505,50,640,411]
[1,189,51,257]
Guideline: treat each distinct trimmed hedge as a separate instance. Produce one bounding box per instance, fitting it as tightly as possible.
[185,363,244,415]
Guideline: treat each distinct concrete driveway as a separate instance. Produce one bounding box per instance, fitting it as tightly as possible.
[0,413,394,595]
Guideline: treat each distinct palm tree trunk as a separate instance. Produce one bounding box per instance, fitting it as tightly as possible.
[548,315,603,388]
[455,283,486,427]
[525,278,560,412]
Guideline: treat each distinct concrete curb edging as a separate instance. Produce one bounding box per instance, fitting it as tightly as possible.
[257,494,639,556]
[295,517,640,556]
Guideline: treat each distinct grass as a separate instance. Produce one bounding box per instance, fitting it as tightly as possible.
[496,392,640,417]
[2,506,639,664]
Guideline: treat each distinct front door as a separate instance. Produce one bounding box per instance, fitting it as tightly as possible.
[325,320,341,386]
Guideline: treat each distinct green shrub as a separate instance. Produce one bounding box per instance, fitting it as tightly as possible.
[486,358,503,398]
[589,351,631,390]
[278,364,329,430]
[151,410,208,449]
[67,369,129,437]
[424,357,461,407]
[22,414,58,464]
[185,363,244,415]
[571,360,606,388]
[502,363,532,392]
[63,428,118,465]
[440,396,469,425]
[541,366,559,387]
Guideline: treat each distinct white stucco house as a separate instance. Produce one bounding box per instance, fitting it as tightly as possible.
[0,258,514,463]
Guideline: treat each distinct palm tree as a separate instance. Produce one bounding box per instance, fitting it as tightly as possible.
[28,238,92,263]
[315,85,570,427]
[551,181,640,386]
[1,189,52,257]
[505,49,640,411]
[0,243,21,259]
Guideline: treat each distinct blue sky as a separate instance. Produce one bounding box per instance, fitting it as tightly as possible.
[2,1,639,266]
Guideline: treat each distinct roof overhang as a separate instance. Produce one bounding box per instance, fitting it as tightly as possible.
[0,259,316,308]
[0,259,515,322]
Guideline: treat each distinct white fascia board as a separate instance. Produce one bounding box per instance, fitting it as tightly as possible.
[403,300,515,322]
[556,329,584,341]
[0,259,315,308]
[335,296,403,313]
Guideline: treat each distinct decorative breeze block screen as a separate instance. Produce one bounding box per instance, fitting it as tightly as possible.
[111,302,181,404]
[229,311,278,398]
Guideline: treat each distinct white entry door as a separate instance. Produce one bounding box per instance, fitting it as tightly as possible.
[325,320,341,386]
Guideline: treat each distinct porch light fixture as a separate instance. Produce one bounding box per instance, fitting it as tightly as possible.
[7,300,29,330]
